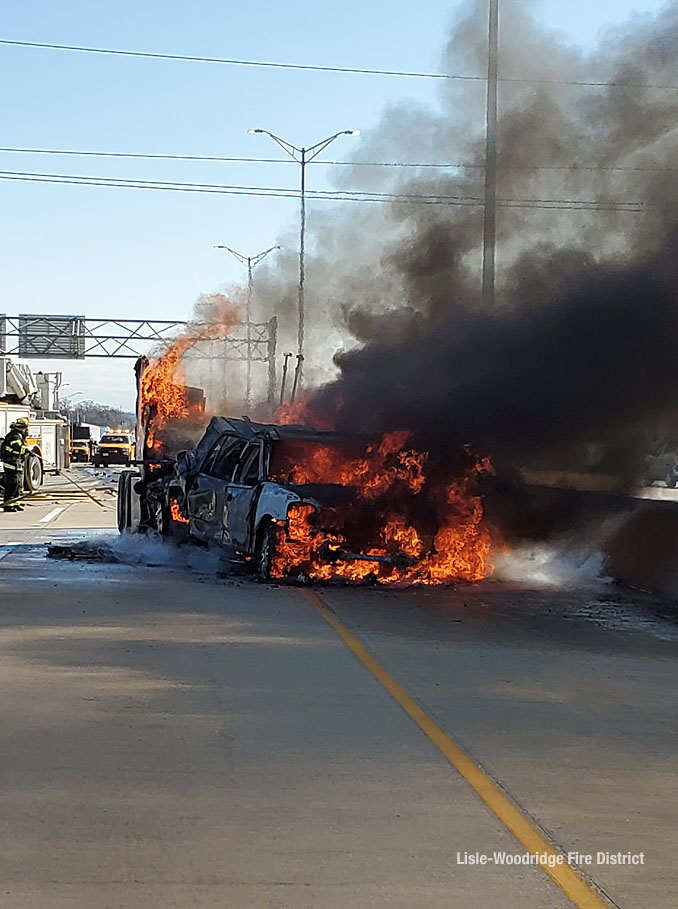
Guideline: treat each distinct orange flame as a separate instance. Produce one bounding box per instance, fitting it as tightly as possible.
[275,397,312,426]
[139,294,239,454]
[170,499,189,524]
[270,432,494,585]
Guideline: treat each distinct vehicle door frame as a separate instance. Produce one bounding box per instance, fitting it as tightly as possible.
[224,438,266,553]
[186,432,240,543]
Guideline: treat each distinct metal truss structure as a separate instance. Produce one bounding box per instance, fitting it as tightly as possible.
[0,314,279,403]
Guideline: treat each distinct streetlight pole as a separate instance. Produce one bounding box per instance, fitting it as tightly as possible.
[215,244,281,410]
[248,128,359,389]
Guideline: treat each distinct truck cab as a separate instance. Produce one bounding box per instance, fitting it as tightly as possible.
[70,438,91,463]
[93,431,134,467]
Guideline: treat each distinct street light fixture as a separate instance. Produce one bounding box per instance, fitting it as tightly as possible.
[248,128,360,394]
[62,391,83,425]
[214,243,281,410]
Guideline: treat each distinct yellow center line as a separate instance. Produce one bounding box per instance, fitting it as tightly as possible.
[304,588,613,909]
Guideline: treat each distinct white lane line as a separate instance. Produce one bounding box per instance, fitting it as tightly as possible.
[39,507,66,525]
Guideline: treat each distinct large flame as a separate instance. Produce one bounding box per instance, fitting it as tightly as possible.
[137,298,495,583]
[139,294,239,453]
[270,431,494,585]
[139,336,195,450]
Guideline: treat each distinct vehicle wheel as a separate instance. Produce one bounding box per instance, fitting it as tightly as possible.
[24,453,43,492]
[117,470,141,533]
[117,471,130,532]
[255,521,278,581]
[154,499,170,536]
[666,473,677,488]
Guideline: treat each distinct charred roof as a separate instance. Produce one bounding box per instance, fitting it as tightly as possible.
[205,415,346,444]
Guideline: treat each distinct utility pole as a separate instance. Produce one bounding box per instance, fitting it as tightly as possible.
[482,0,499,308]
[299,146,306,369]
[214,244,280,411]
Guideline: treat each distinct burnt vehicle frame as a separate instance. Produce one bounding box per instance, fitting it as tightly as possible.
[118,415,412,579]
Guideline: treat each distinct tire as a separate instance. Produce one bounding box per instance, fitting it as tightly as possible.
[117,469,140,533]
[117,471,130,532]
[154,499,170,536]
[24,453,43,492]
[254,521,277,581]
[666,473,677,489]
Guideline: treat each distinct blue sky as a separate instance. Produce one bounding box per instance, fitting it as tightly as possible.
[0,0,669,408]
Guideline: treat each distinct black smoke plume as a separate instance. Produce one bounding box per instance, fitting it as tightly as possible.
[271,0,678,495]
[208,1,678,540]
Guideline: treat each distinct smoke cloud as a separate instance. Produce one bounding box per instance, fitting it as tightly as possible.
[247,0,678,490]
[166,0,678,552]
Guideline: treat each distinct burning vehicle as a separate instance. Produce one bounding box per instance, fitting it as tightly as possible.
[118,355,494,584]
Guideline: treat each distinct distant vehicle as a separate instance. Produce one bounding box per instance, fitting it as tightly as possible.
[643,441,678,487]
[70,423,105,463]
[93,432,134,467]
[70,439,91,463]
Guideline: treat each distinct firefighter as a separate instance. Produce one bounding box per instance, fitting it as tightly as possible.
[2,417,29,512]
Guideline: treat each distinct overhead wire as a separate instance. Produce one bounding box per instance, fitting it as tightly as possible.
[0,169,652,211]
[0,38,471,81]
[2,37,678,90]
[0,146,676,174]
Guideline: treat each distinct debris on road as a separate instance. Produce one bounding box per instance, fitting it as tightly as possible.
[47,540,119,562]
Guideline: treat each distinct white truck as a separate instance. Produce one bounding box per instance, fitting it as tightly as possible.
[0,357,68,491]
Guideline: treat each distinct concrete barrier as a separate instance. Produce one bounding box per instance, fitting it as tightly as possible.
[603,501,678,598]
[491,478,678,599]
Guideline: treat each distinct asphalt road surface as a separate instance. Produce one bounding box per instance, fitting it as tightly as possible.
[0,470,677,908]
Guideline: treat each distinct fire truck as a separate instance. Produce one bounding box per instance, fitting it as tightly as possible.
[0,357,68,491]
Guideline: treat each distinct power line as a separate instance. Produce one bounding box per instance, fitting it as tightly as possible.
[0,168,652,211]
[0,147,296,164]
[0,146,478,167]
[0,38,463,81]
[0,168,483,199]
[2,38,678,90]
[0,146,676,174]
